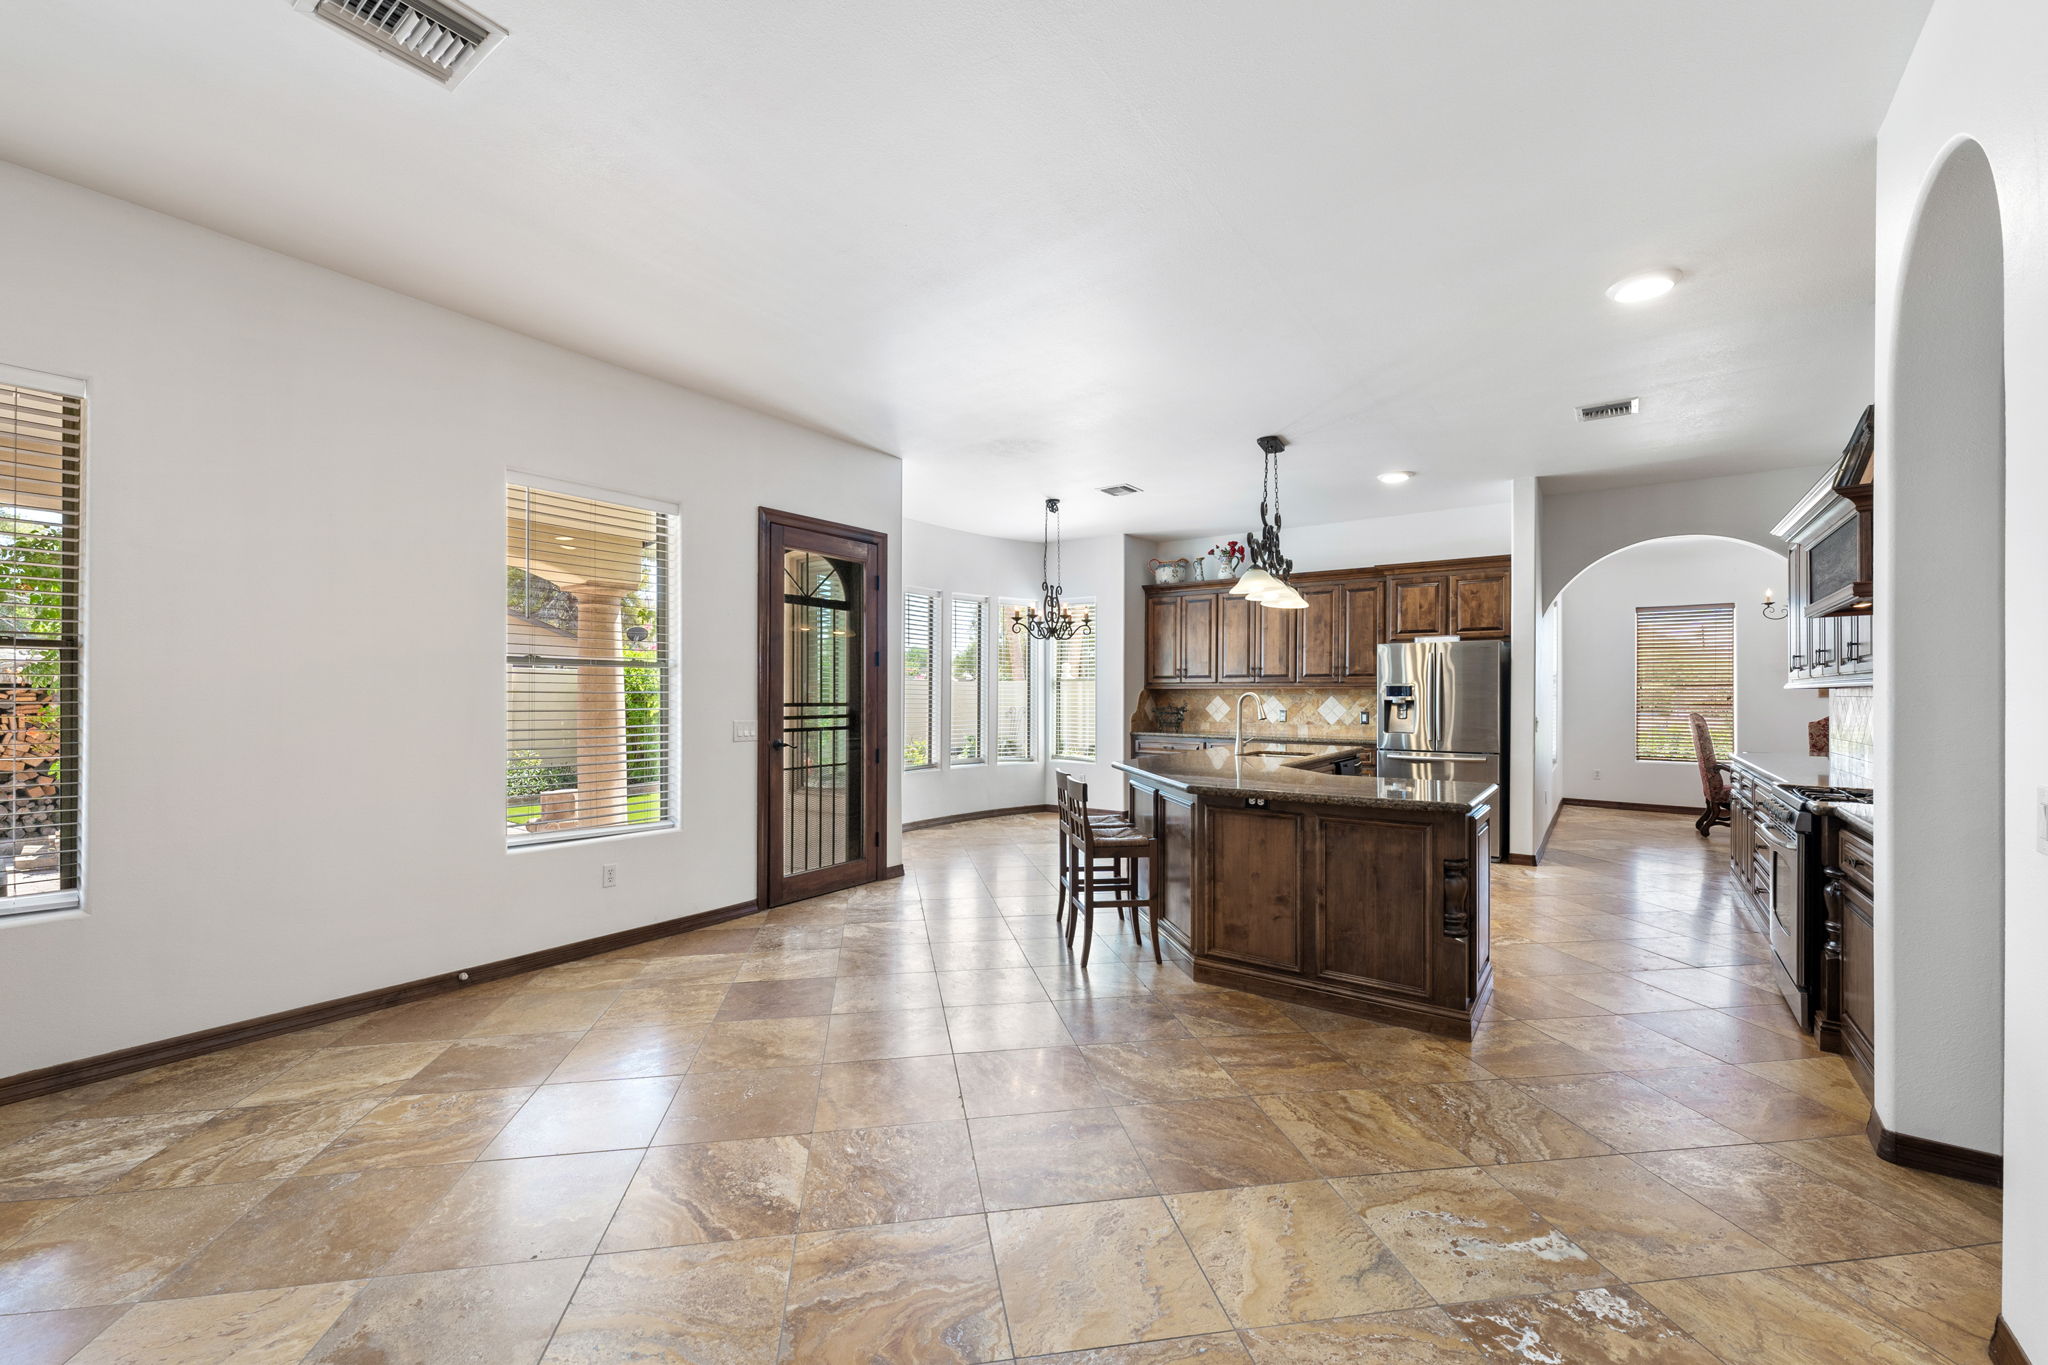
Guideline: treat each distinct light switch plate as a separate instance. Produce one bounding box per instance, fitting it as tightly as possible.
[733,720,757,742]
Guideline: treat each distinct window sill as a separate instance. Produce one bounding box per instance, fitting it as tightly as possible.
[0,891,85,926]
[509,820,678,853]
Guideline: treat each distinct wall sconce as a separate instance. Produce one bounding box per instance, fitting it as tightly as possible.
[1761,589,1788,620]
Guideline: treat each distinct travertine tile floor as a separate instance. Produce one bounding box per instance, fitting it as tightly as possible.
[0,806,2003,1363]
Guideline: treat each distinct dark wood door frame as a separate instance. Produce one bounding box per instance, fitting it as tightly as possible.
[757,507,890,909]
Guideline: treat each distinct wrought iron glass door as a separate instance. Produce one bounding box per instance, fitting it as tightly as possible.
[760,512,886,907]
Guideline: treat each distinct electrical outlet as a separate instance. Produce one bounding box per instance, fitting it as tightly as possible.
[732,720,757,742]
[600,864,618,889]
[2037,787,2048,855]
[1591,769,1601,781]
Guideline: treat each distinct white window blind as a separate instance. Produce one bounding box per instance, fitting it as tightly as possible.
[506,483,673,844]
[995,602,1035,762]
[0,382,82,914]
[1051,603,1096,760]
[903,590,936,770]
[1635,603,1735,762]
[948,595,986,765]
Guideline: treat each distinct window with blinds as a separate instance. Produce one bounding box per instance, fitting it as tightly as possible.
[948,595,986,765]
[994,602,1035,762]
[1051,603,1096,760]
[1635,603,1735,762]
[903,590,936,770]
[506,482,674,845]
[0,381,82,914]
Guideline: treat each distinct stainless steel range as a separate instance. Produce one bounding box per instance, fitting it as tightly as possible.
[1729,764,1872,1024]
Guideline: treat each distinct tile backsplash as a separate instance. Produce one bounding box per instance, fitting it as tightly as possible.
[1828,687,1874,788]
[1133,687,1376,744]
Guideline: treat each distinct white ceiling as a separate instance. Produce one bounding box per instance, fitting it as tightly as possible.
[0,1,1928,540]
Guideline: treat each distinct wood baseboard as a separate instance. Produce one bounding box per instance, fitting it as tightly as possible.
[1866,1111,2004,1188]
[881,864,905,880]
[903,804,1056,832]
[1992,1317,2034,1365]
[0,897,760,1108]
[1562,797,1702,816]
[1500,853,1538,866]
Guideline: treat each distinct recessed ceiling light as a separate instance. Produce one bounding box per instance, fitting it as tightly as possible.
[1377,471,1415,485]
[1606,269,1681,304]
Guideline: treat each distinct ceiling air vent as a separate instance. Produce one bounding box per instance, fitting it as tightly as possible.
[1575,397,1641,423]
[296,0,505,86]
[1098,484,1144,497]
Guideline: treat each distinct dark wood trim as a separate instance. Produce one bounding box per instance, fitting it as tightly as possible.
[1992,1317,2033,1365]
[1562,797,1702,817]
[881,863,906,880]
[0,898,760,1108]
[1143,553,1510,595]
[1866,1111,2004,1188]
[903,804,1057,832]
[757,507,890,909]
[1500,853,1538,866]
[1194,956,1489,1039]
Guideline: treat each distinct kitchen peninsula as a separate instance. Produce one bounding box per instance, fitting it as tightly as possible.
[1114,744,1497,1036]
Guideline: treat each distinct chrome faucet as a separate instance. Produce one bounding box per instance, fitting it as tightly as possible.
[1234,691,1263,757]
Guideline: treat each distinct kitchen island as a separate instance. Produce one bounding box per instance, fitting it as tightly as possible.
[1113,745,1497,1037]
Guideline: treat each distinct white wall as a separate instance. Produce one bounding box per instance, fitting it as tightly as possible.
[1151,503,1511,576]
[0,161,903,1077]
[1539,467,1828,606]
[900,519,1049,825]
[1875,3,2046,1332]
[1041,532,1151,813]
[1558,538,1821,807]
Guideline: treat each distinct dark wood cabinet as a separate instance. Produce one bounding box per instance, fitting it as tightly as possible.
[1146,590,1219,685]
[1204,807,1304,970]
[1340,580,1385,682]
[1294,584,1341,683]
[1387,573,1449,640]
[1818,818,1875,1096]
[1448,568,1510,638]
[1142,556,1508,687]
[1218,594,1294,683]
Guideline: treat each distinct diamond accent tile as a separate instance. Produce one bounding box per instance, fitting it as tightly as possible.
[1317,696,1349,726]
[1205,697,1233,722]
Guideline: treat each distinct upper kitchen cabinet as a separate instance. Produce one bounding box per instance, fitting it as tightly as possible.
[1141,555,1510,688]
[1219,592,1295,683]
[1146,589,1219,685]
[1294,583,1342,683]
[1448,565,1511,638]
[1775,407,1876,689]
[1386,557,1511,641]
[1340,579,1386,681]
[1386,572,1448,640]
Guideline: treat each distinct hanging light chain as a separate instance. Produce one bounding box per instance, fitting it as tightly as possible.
[1012,496,1091,640]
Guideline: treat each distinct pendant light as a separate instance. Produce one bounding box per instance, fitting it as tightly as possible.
[1010,497,1093,641]
[1242,435,1307,608]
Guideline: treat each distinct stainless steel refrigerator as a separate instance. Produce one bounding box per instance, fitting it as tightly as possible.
[1376,638,1508,856]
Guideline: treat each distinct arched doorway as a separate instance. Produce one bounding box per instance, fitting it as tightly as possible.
[1876,139,2006,1159]
[1544,535,1816,825]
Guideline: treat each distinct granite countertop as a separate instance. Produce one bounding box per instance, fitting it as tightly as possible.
[1727,751,1834,788]
[1115,745,1497,813]
[1831,803,1874,838]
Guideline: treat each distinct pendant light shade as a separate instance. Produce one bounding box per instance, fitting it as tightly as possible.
[1231,566,1279,598]
[1263,582,1309,609]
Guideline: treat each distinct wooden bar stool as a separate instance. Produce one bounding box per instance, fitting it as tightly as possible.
[1056,773,1161,967]
[1053,771,1136,921]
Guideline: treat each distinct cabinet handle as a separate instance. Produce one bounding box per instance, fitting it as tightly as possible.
[1790,653,1806,671]
[1813,647,1833,667]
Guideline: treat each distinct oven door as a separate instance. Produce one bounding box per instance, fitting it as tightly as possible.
[1754,805,1806,1021]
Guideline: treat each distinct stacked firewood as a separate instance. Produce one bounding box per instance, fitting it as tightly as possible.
[0,681,62,857]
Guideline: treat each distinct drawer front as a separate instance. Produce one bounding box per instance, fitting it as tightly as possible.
[1837,827,1874,894]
